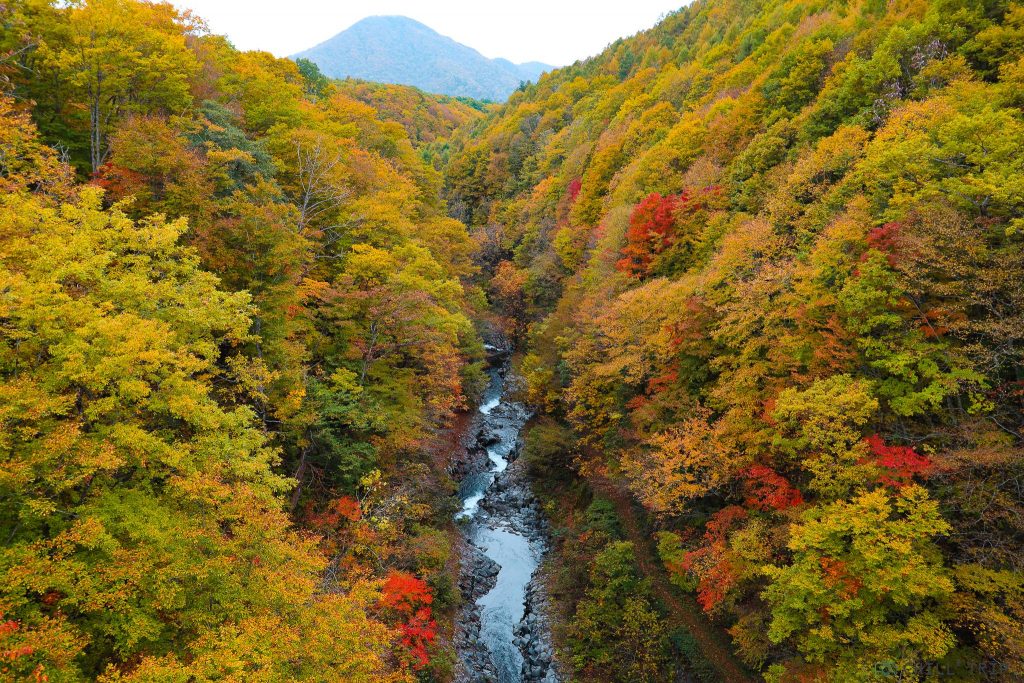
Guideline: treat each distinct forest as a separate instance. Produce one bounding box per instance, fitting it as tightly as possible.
[1,0,1023,681]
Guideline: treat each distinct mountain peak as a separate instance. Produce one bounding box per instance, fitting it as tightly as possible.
[345,15,437,32]
[293,16,552,101]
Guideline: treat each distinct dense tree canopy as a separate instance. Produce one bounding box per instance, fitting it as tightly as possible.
[1,0,483,679]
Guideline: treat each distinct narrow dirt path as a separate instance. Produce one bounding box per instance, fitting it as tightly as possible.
[588,475,756,683]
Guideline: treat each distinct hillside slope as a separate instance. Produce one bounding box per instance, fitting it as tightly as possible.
[0,1,484,680]
[445,0,1024,679]
[294,16,553,101]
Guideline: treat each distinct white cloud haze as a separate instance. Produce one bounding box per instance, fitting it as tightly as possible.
[170,0,687,66]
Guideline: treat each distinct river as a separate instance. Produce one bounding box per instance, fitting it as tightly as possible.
[453,355,561,683]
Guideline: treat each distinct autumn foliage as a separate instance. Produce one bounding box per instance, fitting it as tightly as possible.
[443,0,1024,677]
[681,507,748,612]
[616,186,723,278]
[863,434,935,487]
[741,465,804,511]
[5,0,1024,679]
[617,192,680,277]
[0,1,478,679]
[380,572,437,669]
[0,616,36,677]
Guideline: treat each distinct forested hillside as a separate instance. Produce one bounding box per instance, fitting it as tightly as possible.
[333,79,489,147]
[331,78,491,170]
[445,0,1024,679]
[1,1,484,680]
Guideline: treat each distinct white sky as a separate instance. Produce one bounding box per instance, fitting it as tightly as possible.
[169,1,686,66]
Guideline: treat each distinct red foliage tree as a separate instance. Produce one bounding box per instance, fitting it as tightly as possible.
[819,557,863,600]
[379,571,436,670]
[306,496,363,556]
[863,434,934,487]
[617,186,723,278]
[92,162,148,199]
[567,177,582,204]
[398,608,437,669]
[312,496,362,527]
[380,571,433,615]
[682,506,748,611]
[742,465,805,511]
[617,192,680,277]
[0,615,36,676]
[864,222,902,266]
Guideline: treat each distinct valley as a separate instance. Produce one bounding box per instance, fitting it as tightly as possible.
[1,0,1023,681]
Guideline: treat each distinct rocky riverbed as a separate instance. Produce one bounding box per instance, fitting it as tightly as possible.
[452,352,563,683]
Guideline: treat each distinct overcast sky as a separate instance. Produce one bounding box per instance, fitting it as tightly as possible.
[169,1,686,66]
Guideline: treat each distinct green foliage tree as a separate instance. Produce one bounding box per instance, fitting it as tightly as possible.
[568,541,669,682]
[763,486,954,680]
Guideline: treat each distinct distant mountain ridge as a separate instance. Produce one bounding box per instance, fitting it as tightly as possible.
[293,16,553,102]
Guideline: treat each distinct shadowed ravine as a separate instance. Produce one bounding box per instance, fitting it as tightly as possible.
[453,351,561,683]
